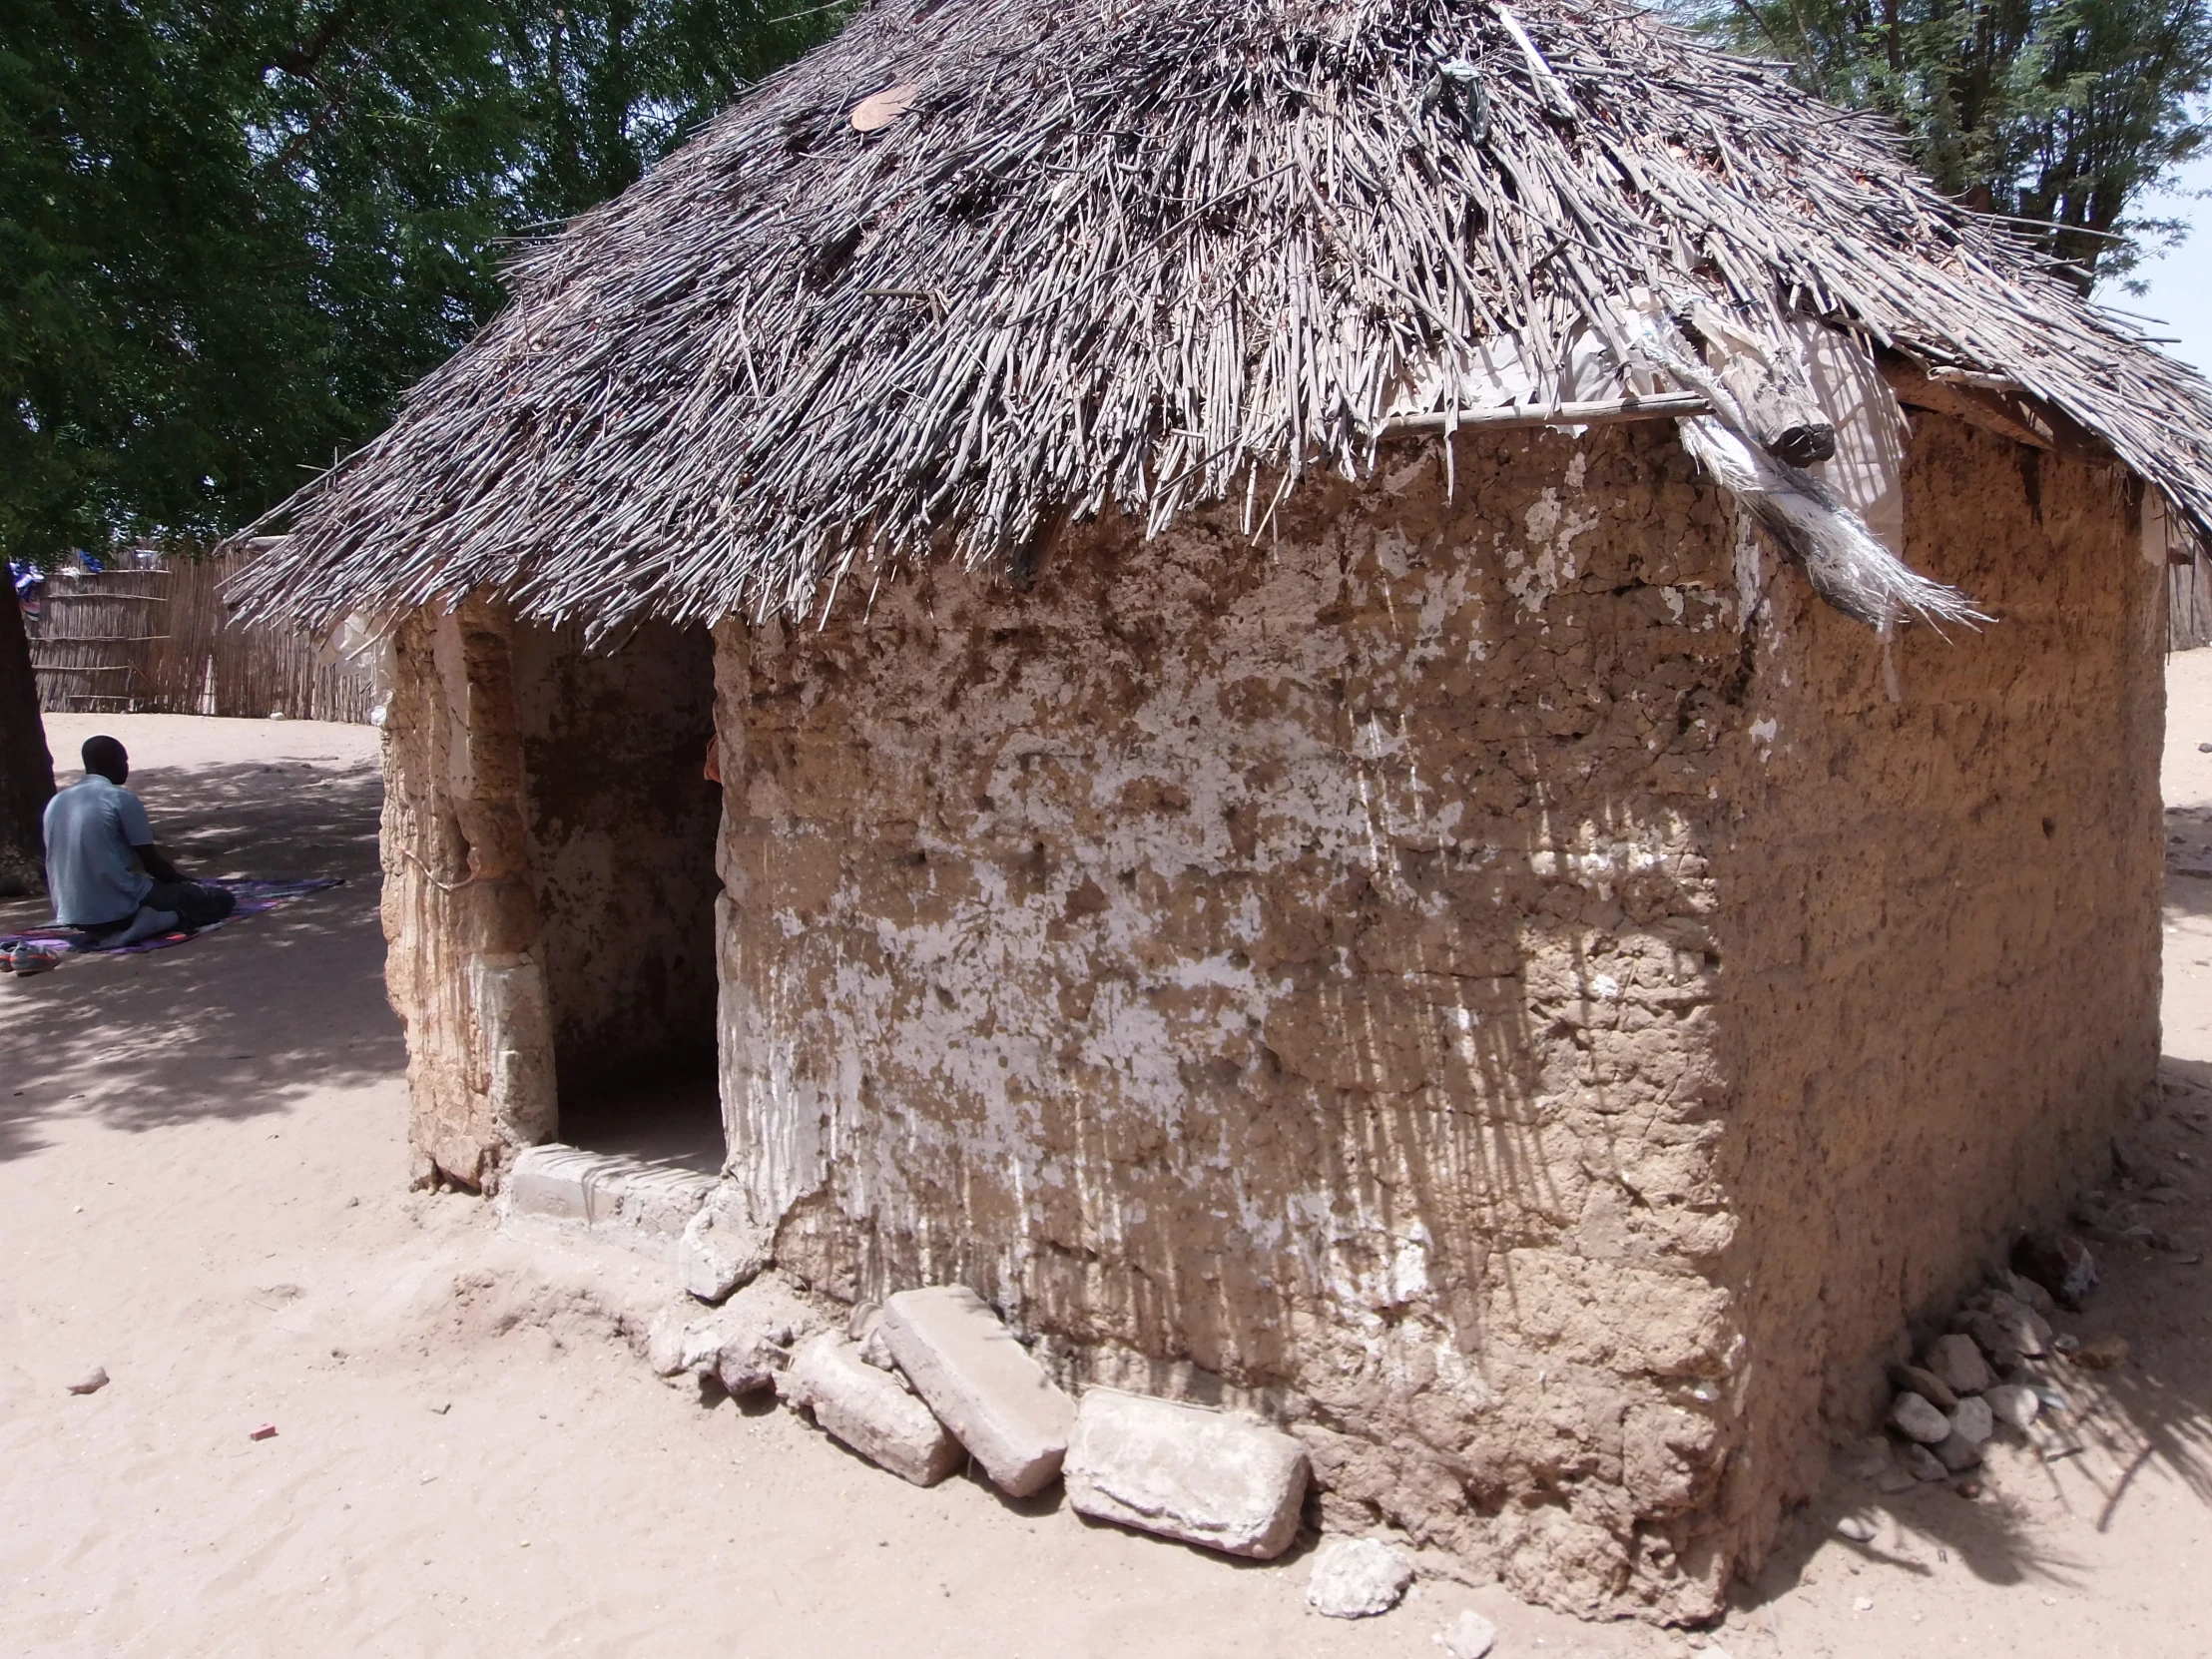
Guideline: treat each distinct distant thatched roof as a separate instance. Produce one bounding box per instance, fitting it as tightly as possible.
[235,0,2212,636]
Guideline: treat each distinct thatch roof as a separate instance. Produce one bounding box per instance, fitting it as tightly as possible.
[234,0,2212,637]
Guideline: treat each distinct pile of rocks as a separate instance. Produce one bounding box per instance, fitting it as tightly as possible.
[1864,1236,2103,1492]
[653,1280,1343,1571]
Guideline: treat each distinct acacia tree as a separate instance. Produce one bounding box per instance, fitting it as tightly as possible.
[0,0,840,889]
[1673,0,2211,287]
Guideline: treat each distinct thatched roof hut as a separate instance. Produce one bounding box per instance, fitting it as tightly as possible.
[236,0,2200,1626]
[237,0,2212,633]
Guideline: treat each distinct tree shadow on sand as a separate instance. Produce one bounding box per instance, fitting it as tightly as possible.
[0,755,402,1162]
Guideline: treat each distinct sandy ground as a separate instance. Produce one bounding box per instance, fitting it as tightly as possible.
[3,690,2209,1659]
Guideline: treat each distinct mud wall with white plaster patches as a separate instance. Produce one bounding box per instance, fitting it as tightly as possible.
[697,412,2150,1620]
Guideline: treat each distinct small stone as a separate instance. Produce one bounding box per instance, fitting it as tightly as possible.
[1852,1595,1875,1612]
[2000,1270,2055,1317]
[2012,1231,2097,1310]
[1926,1333,1995,1395]
[858,1323,900,1373]
[1434,1609,1498,1659]
[67,1367,109,1395]
[1948,1395,1994,1445]
[2068,1334,2128,1370]
[1933,1430,1983,1472]
[1836,1514,1878,1542]
[1064,1388,1309,1559]
[780,1333,961,1486]
[1959,1313,2022,1371]
[678,1181,773,1305]
[1889,1391,1950,1443]
[1307,1538,1416,1619]
[1954,1477,1982,1498]
[1887,1363,1957,1410]
[249,1423,277,1441]
[645,1309,690,1378]
[1876,1459,1918,1494]
[1983,1383,2040,1430]
[1901,1441,1948,1481]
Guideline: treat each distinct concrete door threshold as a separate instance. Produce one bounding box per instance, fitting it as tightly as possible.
[502,1143,717,1262]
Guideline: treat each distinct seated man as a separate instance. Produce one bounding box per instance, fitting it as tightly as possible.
[43,735,236,945]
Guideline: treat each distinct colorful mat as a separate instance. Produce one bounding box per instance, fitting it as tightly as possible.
[1,877,344,975]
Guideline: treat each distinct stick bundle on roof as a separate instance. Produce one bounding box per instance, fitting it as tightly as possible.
[229,0,2212,637]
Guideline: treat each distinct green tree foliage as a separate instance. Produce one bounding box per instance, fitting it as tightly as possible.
[1671,0,2212,288]
[0,0,842,567]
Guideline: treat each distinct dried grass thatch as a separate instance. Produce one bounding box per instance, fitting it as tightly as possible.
[231,0,2212,635]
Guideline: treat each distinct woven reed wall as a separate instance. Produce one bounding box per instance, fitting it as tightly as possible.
[31,559,374,722]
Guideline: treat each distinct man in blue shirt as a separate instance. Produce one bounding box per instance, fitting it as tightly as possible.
[44,736,235,945]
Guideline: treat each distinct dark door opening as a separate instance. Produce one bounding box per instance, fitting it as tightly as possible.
[513,619,724,1177]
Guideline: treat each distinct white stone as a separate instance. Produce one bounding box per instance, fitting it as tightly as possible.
[679,1180,773,1303]
[1888,1391,1950,1443]
[1984,1382,2041,1430]
[780,1333,961,1486]
[879,1286,1074,1497]
[1434,1609,1497,1658]
[66,1366,109,1396]
[1307,1537,1415,1618]
[1948,1394,1994,1445]
[1063,1388,1309,1559]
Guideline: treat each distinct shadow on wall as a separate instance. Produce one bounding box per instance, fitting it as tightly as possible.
[0,757,400,1164]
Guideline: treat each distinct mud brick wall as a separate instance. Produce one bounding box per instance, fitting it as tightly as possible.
[381,600,558,1190]
[1713,417,2162,1580]
[698,413,2152,1619]
[510,621,721,1091]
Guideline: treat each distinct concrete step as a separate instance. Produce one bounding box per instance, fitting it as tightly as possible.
[505,1143,717,1260]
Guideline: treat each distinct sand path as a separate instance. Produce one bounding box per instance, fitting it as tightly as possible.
[2,691,2208,1658]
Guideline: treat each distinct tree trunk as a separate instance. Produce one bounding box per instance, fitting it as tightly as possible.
[0,586,55,897]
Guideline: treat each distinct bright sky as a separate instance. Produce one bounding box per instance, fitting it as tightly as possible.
[2101,154,2212,376]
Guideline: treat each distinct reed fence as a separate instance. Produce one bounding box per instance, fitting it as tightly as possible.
[31,555,375,722]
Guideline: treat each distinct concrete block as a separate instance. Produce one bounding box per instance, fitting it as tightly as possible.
[1064,1388,1308,1558]
[782,1333,961,1486]
[507,1145,596,1222]
[879,1286,1074,1496]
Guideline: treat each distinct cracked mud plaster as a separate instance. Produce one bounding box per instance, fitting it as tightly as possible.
[695,413,2145,1621]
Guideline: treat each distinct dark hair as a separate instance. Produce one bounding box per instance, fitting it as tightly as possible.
[81,735,128,779]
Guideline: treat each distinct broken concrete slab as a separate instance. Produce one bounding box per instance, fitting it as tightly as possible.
[879,1286,1074,1497]
[679,1180,773,1304]
[1064,1387,1309,1558]
[781,1333,962,1487]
